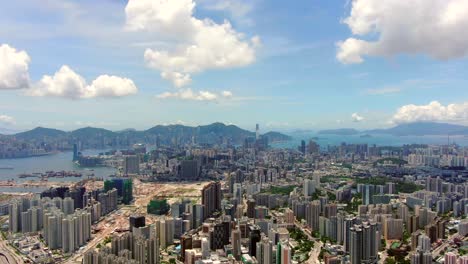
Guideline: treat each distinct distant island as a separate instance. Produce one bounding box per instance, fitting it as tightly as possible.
[318,128,359,135]
[318,122,468,136]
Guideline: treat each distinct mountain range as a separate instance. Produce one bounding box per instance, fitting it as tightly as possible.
[8,122,292,145]
[318,122,468,136]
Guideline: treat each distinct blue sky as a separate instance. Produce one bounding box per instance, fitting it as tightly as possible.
[1,0,468,132]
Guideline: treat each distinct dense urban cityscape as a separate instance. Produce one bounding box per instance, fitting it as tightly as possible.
[0,123,467,264]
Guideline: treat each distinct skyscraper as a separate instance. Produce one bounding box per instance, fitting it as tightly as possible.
[232,228,241,260]
[256,124,260,140]
[349,222,379,264]
[303,179,317,197]
[306,200,320,232]
[123,155,140,175]
[202,181,221,219]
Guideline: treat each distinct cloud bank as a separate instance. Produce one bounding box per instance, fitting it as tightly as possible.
[27,66,138,99]
[391,101,468,124]
[0,44,138,99]
[337,0,468,64]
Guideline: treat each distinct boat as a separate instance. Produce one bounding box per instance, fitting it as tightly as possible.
[0,166,14,170]
[18,173,36,178]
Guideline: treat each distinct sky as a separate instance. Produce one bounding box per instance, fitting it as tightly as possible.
[1,0,468,132]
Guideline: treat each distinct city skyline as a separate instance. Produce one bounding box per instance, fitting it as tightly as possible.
[1,0,468,131]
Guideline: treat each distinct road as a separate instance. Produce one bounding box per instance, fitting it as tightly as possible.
[432,233,458,258]
[0,237,23,264]
[294,220,323,264]
[305,240,323,264]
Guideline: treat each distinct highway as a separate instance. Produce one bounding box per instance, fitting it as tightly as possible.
[0,238,23,264]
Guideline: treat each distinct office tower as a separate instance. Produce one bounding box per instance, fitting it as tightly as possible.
[130,215,146,232]
[123,155,140,174]
[210,222,228,250]
[180,235,193,262]
[232,228,241,260]
[249,226,261,257]
[349,222,379,264]
[307,140,320,155]
[179,160,199,180]
[68,186,86,209]
[306,200,320,232]
[73,143,79,161]
[202,182,221,219]
[299,140,306,154]
[247,199,256,218]
[233,183,243,203]
[256,124,260,140]
[257,237,273,264]
[303,179,316,197]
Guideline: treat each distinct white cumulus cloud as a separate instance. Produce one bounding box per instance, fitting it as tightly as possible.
[125,0,259,87]
[391,101,468,124]
[161,71,192,88]
[0,115,15,125]
[27,65,138,99]
[0,44,31,90]
[156,88,233,101]
[351,113,364,122]
[337,0,468,64]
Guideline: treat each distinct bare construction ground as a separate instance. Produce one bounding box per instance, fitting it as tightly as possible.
[133,179,211,214]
